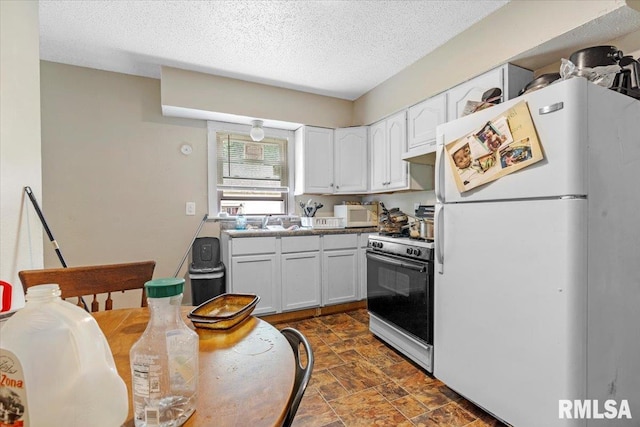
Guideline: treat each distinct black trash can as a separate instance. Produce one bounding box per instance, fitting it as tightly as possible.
[189,237,226,305]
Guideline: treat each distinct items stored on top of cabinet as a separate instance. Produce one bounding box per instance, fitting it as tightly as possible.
[402,63,533,164]
[519,73,561,95]
[565,45,640,99]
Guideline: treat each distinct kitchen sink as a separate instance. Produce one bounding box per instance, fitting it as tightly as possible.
[265,225,285,231]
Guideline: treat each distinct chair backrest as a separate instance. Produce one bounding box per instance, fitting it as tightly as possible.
[18,260,156,312]
[280,327,314,427]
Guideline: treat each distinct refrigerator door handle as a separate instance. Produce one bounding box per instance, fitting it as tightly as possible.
[435,134,445,203]
[435,204,444,274]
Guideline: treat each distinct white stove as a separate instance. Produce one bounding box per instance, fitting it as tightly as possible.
[367,234,433,262]
[366,233,435,373]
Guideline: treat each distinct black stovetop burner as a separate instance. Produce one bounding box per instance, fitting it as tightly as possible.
[378,229,410,238]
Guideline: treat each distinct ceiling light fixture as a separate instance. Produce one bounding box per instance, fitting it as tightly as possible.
[250,120,265,142]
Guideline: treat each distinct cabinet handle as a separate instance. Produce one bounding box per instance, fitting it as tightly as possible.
[330,183,334,187]
[336,185,339,189]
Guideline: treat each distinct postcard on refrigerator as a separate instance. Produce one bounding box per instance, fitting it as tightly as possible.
[445,101,544,193]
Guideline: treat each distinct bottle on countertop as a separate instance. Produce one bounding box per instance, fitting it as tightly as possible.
[0,284,128,427]
[130,278,198,427]
[235,203,247,230]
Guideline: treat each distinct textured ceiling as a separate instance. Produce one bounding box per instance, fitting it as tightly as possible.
[38,0,510,100]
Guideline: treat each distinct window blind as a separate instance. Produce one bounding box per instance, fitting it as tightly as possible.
[216,132,288,192]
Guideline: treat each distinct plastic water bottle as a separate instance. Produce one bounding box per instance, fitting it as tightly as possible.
[0,284,128,427]
[130,278,198,427]
[235,204,247,230]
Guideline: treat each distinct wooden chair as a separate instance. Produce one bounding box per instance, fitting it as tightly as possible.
[18,260,155,312]
[280,327,314,427]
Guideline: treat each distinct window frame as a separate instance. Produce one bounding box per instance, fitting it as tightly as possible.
[207,121,296,216]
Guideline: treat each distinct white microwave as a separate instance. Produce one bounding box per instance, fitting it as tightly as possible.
[334,204,378,228]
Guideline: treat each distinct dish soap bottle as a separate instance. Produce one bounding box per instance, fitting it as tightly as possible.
[235,203,247,230]
[0,284,128,427]
[130,278,198,427]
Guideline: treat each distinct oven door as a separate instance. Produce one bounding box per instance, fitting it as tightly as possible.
[366,250,434,344]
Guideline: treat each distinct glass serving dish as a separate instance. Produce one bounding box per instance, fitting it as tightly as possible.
[188,293,260,330]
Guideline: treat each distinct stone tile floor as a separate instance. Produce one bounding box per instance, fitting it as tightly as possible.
[272,309,507,427]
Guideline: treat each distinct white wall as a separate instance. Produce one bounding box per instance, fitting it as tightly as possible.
[0,1,43,310]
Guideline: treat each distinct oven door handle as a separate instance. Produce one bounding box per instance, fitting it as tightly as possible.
[366,251,427,273]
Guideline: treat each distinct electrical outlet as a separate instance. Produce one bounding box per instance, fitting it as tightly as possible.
[186,202,196,216]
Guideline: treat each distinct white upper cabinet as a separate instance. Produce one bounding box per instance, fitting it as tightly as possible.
[370,120,387,191]
[295,125,368,195]
[370,111,431,193]
[294,126,334,195]
[386,111,408,191]
[334,126,368,194]
[447,63,533,121]
[407,92,447,156]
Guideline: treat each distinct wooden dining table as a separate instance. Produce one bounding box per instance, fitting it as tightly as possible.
[93,306,295,427]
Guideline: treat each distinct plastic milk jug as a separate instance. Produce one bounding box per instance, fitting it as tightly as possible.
[0,284,128,427]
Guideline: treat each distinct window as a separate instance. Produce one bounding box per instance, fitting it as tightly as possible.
[208,121,295,216]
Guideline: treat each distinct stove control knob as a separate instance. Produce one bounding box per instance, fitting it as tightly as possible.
[414,249,421,257]
[406,248,413,255]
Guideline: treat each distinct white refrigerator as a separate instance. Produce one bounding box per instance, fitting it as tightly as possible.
[434,77,640,427]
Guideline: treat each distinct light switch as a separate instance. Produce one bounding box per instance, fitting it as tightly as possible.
[186,202,196,216]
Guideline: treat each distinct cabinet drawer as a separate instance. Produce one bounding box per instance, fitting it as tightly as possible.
[231,237,277,255]
[281,235,320,253]
[323,233,358,250]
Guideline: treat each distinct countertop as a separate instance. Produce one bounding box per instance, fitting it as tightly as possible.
[223,226,378,238]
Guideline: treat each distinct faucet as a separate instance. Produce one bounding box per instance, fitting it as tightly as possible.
[261,215,270,229]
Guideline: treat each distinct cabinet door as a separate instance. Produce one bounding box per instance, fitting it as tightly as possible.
[358,233,371,300]
[302,127,334,194]
[447,67,503,121]
[231,254,279,315]
[369,120,387,192]
[334,127,368,193]
[408,93,447,153]
[322,249,358,306]
[281,252,321,311]
[386,110,408,191]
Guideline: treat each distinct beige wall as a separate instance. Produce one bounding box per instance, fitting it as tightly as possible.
[161,67,354,128]
[0,0,42,309]
[40,62,221,307]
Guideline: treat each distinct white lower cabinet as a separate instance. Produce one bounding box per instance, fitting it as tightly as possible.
[281,252,321,311]
[231,254,279,315]
[281,236,321,311]
[322,249,358,305]
[226,236,279,315]
[358,233,371,300]
[226,232,368,314]
[322,234,359,306]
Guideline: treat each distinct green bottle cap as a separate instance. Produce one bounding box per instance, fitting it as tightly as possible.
[144,277,184,298]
